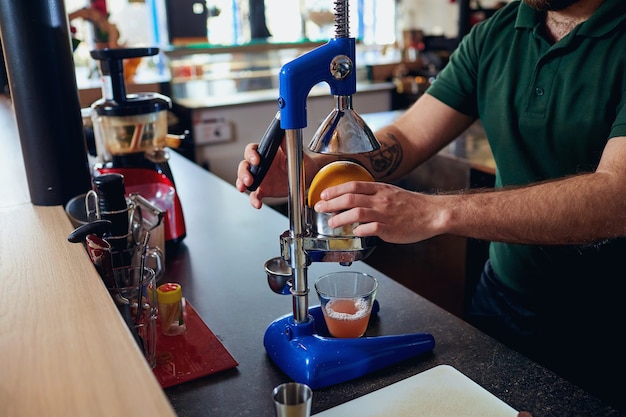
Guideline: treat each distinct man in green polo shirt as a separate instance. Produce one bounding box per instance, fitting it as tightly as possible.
[237,0,626,411]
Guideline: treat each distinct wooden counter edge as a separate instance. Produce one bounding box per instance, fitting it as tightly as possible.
[0,203,177,417]
[1,94,175,416]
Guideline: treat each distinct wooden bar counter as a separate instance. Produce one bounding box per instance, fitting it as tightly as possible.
[1,95,623,416]
[0,96,176,417]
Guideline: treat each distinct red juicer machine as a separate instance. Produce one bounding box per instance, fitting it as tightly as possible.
[88,47,186,252]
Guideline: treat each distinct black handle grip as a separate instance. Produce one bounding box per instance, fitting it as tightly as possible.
[247,112,284,192]
[67,220,112,243]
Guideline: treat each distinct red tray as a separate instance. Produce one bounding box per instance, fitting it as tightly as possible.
[153,301,238,388]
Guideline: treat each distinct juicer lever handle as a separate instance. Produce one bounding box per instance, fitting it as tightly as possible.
[248,112,284,192]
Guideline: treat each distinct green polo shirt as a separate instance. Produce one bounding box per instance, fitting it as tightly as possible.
[427,0,626,299]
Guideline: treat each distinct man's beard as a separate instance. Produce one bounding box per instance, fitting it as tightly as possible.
[524,0,581,11]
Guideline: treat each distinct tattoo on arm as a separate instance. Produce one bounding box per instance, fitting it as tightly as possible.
[366,132,403,179]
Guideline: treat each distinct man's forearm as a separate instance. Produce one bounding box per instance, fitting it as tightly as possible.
[441,171,626,245]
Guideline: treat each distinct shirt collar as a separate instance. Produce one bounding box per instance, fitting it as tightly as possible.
[514,0,625,38]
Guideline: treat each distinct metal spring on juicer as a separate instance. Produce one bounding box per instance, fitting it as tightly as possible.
[333,0,349,38]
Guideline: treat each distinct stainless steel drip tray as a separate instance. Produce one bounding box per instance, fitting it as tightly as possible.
[280,230,378,263]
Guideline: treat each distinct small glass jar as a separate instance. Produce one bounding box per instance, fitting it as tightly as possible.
[156,282,187,336]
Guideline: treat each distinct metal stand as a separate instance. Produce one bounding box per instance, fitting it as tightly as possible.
[262,0,435,389]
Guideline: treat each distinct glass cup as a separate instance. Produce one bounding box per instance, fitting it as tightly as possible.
[314,271,378,338]
[110,243,164,283]
[273,382,312,417]
[108,266,158,368]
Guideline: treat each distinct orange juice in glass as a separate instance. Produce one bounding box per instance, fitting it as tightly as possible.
[314,271,378,338]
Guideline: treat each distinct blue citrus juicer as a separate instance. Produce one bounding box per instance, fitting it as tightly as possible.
[249,0,435,389]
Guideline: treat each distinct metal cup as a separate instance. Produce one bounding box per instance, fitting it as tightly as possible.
[306,206,358,237]
[265,257,293,295]
[273,382,312,417]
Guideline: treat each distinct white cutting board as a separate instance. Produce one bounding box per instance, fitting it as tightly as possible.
[313,365,518,417]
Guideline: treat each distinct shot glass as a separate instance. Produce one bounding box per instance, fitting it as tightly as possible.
[273,382,312,417]
[314,271,378,338]
[108,266,158,368]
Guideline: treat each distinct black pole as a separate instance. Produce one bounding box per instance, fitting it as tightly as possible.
[249,0,271,40]
[0,0,91,206]
[458,0,472,45]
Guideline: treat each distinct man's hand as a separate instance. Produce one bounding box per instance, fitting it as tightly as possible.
[313,181,446,244]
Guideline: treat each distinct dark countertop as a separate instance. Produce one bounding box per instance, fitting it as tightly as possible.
[162,150,622,417]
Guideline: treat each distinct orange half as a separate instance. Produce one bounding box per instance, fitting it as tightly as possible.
[307,161,374,207]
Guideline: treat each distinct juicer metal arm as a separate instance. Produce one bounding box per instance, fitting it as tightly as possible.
[247,36,357,193]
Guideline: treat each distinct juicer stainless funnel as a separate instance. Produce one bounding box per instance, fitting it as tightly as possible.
[250,0,435,389]
[309,95,380,154]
